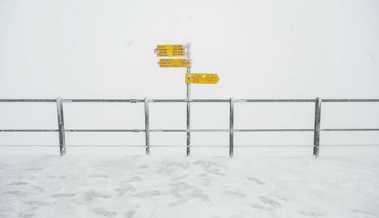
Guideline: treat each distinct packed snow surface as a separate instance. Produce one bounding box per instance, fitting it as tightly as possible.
[0,147,379,218]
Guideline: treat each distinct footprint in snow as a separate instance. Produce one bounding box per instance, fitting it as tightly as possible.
[225,190,246,198]
[124,210,136,218]
[88,174,108,178]
[2,190,28,197]
[51,193,76,198]
[18,212,34,218]
[351,209,377,217]
[300,210,325,217]
[25,168,43,172]
[126,176,142,183]
[259,196,281,208]
[31,185,44,192]
[133,190,162,198]
[114,185,136,196]
[25,200,50,207]
[249,203,271,211]
[168,182,210,206]
[84,191,112,202]
[8,182,28,186]
[137,164,149,169]
[247,176,265,185]
[93,208,117,217]
[157,162,190,176]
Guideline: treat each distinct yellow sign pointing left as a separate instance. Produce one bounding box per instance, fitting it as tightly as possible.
[185,73,219,84]
[159,59,191,68]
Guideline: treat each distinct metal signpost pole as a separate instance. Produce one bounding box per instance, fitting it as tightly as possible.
[186,43,191,156]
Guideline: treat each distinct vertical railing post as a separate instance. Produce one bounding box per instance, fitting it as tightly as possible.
[144,98,150,155]
[313,97,322,157]
[229,98,234,158]
[56,97,66,156]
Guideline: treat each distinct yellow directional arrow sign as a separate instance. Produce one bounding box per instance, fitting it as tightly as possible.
[155,44,185,57]
[185,73,219,84]
[159,59,191,68]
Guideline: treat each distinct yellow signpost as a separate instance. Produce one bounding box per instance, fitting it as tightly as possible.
[185,73,219,84]
[154,43,220,156]
[155,44,185,57]
[159,59,191,68]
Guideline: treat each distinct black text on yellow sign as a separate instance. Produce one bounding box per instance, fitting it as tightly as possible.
[155,44,185,57]
[159,59,191,68]
[185,73,219,84]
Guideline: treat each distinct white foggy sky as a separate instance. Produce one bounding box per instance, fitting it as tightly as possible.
[0,0,378,147]
[1,0,378,99]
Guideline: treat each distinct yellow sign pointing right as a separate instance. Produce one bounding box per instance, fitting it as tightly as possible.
[185,73,219,84]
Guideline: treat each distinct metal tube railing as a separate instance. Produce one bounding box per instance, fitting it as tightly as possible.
[0,98,378,157]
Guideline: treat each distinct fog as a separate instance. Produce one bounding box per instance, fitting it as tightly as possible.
[0,0,378,149]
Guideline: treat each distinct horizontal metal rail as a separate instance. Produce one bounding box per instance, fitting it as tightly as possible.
[0,129,58,132]
[1,98,379,103]
[322,128,379,132]
[65,129,145,133]
[237,99,315,103]
[0,99,56,102]
[65,99,144,103]
[322,99,379,102]
[1,144,378,148]
[1,128,379,132]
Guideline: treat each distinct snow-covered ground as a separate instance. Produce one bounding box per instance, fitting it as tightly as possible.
[1,147,379,218]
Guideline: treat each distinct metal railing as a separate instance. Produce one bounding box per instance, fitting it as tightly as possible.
[0,98,378,157]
